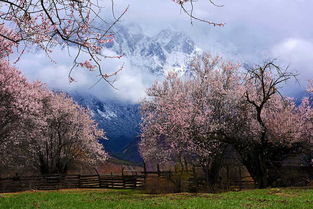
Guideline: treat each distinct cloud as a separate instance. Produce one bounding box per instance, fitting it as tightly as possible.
[16,47,157,104]
[14,0,313,100]
[270,38,313,96]
[271,38,313,63]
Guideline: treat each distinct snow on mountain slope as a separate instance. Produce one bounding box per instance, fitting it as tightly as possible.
[107,26,199,76]
[71,92,140,152]
[71,26,199,163]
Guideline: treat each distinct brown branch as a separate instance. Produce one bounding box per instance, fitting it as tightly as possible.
[179,1,224,26]
[0,33,20,43]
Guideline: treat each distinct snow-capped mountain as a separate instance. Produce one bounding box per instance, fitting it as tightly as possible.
[107,26,199,76]
[71,93,140,150]
[71,26,199,163]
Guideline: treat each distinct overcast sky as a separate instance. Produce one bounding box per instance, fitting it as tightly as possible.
[17,0,313,102]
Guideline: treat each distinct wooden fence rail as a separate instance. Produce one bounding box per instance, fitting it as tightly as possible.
[0,166,264,193]
[0,174,145,193]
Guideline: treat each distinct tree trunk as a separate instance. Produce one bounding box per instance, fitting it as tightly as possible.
[243,152,268,189]
[202,149,226,192]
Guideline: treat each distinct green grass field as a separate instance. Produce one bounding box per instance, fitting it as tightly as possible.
[1,188,313,209]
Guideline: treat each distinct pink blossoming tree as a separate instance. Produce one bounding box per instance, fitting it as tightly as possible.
[0,68,108,174]
[140,54,242,187]
[0,59,42,168]
[29,91,108,174]
[140,54,313,188]
[0,26,108,174]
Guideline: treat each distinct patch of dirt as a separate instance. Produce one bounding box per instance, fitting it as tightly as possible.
[268,188,298,198]
[161,193,222,200]
[117,192,223,201]
[247,198,269,203]
[60,188,111,193]
[276,200,288,204]
[241,203,254,209]
[275,192,297,198]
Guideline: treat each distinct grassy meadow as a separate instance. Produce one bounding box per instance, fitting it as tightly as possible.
[1,188,313,209]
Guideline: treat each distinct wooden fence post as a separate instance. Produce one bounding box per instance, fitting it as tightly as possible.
[226,165,229,190]
[239,166,242,190]
[111,172,113,188]
[157,164,160,177]
[143,162,147,175]
[134,172,137,189]
[122,167,125,188]
[143,162,147,186]
[192,165,197,192]
[78,175,81,188]
[93,167,101,188]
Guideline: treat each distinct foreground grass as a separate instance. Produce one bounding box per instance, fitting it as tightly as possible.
[1,188,313,209]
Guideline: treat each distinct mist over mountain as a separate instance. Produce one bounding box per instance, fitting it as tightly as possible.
[69,25,199,163]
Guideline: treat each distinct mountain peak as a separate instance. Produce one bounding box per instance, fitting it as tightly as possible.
[109,25,197,75]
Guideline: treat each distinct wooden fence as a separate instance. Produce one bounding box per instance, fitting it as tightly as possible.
[0,163,261,193]
[0,174,145,193]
